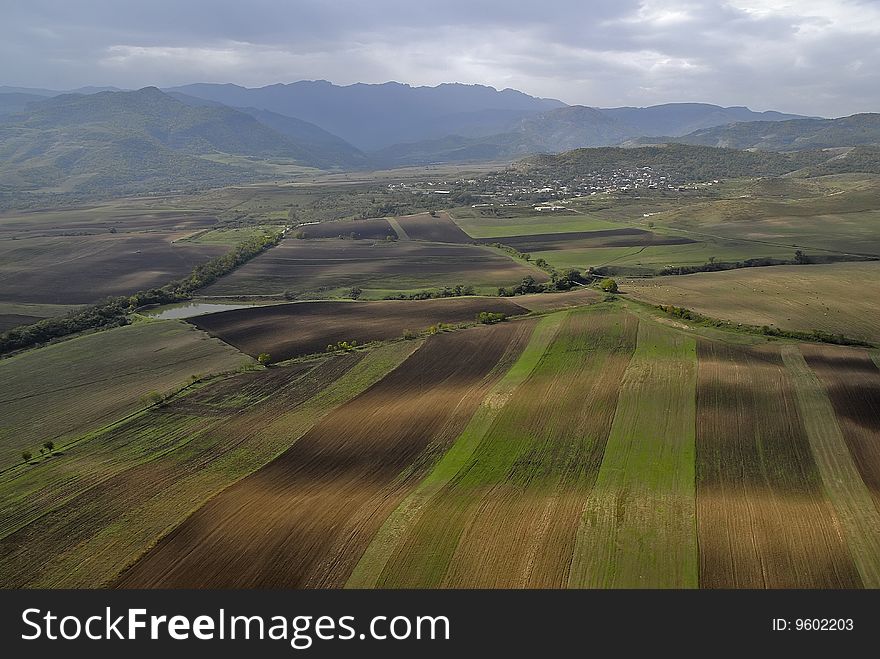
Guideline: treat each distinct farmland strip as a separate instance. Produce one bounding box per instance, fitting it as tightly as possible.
[782,346,880,587]
[376,308,638,588]
[115,322,533,588]
[569,321,698,588]
[385,217,409,240]
[347,312,565,588]
[695,340,861,588]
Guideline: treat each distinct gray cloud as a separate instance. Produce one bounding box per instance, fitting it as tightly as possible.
[2,0,878,116]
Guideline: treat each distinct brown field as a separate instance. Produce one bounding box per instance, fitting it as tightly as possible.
[294,218,397,240]
[695,340,861,588]
[802,345,880,512]
[191,297,529,360]
[115,323,533,588]
[0,348,421,587]
[201,238,548,297]
[393,212,473,243]
[376,309,638,588]
[624,262,880,345]
[483,228,695,252]
[0,232,227,305]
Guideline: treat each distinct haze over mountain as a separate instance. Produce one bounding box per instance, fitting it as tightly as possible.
[166,81,567,150]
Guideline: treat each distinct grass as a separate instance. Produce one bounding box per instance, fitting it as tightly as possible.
[569,320,698,588]
[624,262,880,344]
[781,346,880,587]
[0,341,419,587]
[0,320,250,473]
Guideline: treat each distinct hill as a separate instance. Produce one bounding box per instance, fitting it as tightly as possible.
[632,113,880,151]
[517,144,828,181]
[0,87,359,197]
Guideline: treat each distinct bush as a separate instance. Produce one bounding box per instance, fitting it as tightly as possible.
[257,353,272,366]
[477,311,507,325]
[598,278,619,293]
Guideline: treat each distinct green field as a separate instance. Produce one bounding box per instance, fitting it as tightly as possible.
[451,211,620,238]
[569,321,698,588]
[0,320,251,472]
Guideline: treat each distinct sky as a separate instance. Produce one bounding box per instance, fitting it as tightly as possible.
[2,0,879,117]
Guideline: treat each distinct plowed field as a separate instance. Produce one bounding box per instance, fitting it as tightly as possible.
[115,322,533,588]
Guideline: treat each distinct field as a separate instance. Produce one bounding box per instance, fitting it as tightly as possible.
[294,218,397,240]
[695,340,860,588]
[116,323,534,587]
[802,346,880,513]
[0,342,417,587]
[201,238,548,298]
[448,175,880,274]
[569,321,698,588]
[391,212,473,243]
[624,262,880,344]
[3,168,880,591]
[0,231,227,305]
[191,297,529,360]
[451,211,621,239]
[0,320,250,472]
[482,228,696,252]
[363,308,637,588]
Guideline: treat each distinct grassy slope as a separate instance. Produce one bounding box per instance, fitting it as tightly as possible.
[0,341,418,587]
[624,262,880,344]
[781,346,880,587]
[569,320,698,588]
[0,320,250,472]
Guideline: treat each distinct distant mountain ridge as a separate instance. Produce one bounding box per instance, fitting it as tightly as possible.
[165,80,567,150]
[627,113,880,151]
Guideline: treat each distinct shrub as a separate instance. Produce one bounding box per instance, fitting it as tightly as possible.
[477,311,507,325]
[257,353,272,366]
[598,278,619,293]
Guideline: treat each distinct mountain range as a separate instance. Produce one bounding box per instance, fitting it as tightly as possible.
[0,80,877,198]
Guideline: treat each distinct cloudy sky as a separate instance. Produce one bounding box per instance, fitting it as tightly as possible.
[3,0,879,117]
